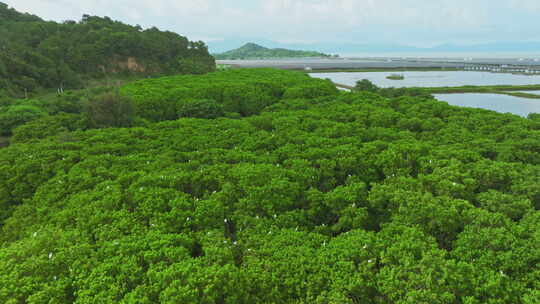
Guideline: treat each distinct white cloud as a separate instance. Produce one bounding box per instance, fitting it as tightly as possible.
[3,0,539,45]
[260,0,486,28]
[509,0,540,11]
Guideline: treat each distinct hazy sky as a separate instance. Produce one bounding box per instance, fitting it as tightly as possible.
[4,0,540,47]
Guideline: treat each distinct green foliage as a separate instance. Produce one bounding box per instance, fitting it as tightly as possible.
[283,84,339,99]
[84,93,135,128]
[0,104,47,135]
[354,79,379,92]
[0,136,8,148]
[11,113,85,144]
[177,99,224,119]
[354,79,433,98]
[0,86,120,138]
[121,68,338,121]
[528,112,540,121]
[1,69,539,303]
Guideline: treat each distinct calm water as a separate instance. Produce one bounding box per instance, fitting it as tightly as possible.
[311,71,540,88]
[433,93,540,117]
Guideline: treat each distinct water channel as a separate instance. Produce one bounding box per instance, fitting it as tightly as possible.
[311,71,540,116]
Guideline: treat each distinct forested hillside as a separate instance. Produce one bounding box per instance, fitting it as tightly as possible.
[1,69,539,303]
[0,2,215,98]
[215,42,332,59]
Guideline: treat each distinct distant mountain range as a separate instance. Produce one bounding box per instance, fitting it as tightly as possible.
[208,39,540,56]
[214,43,332,59]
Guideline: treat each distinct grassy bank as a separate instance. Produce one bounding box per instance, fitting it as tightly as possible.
[500,91,540,99]
[418,84,540,94]
[308,67,462,73]
[416,84,540,99]
[332,82,540,99]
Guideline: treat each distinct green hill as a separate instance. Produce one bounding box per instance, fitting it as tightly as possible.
[214,42,332,59]
[0,2,215,98]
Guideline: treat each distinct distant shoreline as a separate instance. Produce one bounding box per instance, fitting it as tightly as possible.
[217,57,540,72]
[306,67,461,73]
[331,82,540,99]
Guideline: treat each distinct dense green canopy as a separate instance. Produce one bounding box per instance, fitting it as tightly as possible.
[121,68,339,121]
[1,69,539,303]
[0,2,215,98]
[0,69,338,136]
